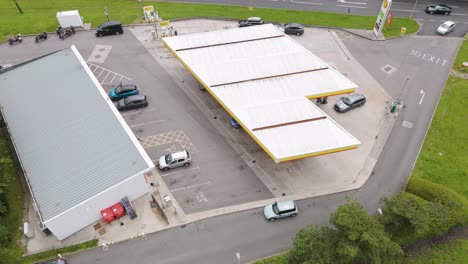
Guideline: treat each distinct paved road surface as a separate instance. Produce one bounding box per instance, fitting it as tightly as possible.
[162,0,468,37]
[66,34,462,263]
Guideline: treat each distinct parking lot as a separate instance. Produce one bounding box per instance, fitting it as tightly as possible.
[0,19,393,216]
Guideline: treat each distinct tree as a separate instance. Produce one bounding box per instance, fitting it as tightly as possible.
[330,197,404,264]
[379,192,432,236]
[288,225,339,264]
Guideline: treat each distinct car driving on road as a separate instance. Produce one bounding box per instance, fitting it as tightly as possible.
[264,200,298,221]
[436,21,455,35]
[334,93,366,113]
[425,4,452,15]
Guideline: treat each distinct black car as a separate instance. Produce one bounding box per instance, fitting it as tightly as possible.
[425,4,452,15]
[238,17,264,27]
[334,93,366,113]
[279,23,305,36]
[96,21,124,37]
[117,94,148,111]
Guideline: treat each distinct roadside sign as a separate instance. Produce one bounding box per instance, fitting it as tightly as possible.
[373,0,393,38]
[400,27,406,34]
[159,21,170,27]
[143,6,157,22]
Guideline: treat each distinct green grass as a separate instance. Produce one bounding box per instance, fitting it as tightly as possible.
[411,76,468,199]
[0,1,418,41]
[0,128,25,262]
[453,38,468,73]
[21,239,98,264]
[254,252,288,264]
[404,239,468,264]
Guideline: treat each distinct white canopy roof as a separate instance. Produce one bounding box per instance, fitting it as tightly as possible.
[163,24,360,163]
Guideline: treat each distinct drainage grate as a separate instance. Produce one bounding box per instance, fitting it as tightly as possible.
[380,64,397,75]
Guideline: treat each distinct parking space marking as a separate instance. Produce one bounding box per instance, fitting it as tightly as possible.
[140,130,198,154]
[128,119,166,128]
[159,166,201,177]
[87,45,112,63]
[119,108,157,116]
[171,181,211,193]
[196,192,208,203]
[86,62,132,85]
[290,0,323,5]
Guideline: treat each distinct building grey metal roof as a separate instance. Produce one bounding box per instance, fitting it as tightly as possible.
[0,46,153,221]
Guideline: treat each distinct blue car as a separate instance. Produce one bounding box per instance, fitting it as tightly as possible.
[109,84,138,100]
[230,117,241,129]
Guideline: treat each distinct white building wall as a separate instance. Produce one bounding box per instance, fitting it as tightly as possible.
[44,170,150,240]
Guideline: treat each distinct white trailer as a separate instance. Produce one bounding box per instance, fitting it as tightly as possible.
[56,10,83,28]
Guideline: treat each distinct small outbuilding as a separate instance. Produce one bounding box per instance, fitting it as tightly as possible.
[56,10,83,28]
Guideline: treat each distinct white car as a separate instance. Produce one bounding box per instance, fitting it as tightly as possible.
[264,200,298,221]
[157,150,191,171]
[436,21,455,35]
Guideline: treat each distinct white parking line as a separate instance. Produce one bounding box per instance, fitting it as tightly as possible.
[128,119,166,127]
[451,13,467,16]
[171,181,211,192]
[336,4,367,8]
[119,108,157,116]
[290,0,323,5]
[392,1,410,4]
[159,166,201,177]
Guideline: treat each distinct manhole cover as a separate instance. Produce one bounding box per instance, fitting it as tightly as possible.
[380,64,397,75]
[95,55,101,59]
[402,120,413,128]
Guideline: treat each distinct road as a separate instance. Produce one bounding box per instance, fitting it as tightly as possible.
[66,32,462,264]
[162,0,468,37]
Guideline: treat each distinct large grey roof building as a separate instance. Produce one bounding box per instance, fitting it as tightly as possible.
[0,46,153,240]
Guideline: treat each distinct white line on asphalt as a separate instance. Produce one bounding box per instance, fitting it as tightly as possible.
[171,181,211,192]
[337,0,367,5]
[429,19,436,21]
[391,9,420,12]
[392,1,410,4]
[160,166,201,177]
[119,108,157,116]
[451,13,467,16]
[290,0,323,5]
[128,119,166,127]
[464,22,468,24]
[419,89,425,105]
[336,4,367,8]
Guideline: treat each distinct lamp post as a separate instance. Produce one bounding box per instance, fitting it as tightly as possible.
[104,6,110,22]
[409,0,419,18]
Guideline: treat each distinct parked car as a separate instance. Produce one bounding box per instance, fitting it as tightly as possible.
[157,150,191,171]
[238,17,264,27]
[279,23,305,36]
[230,117,240,129]
[334,93,366,113]
[264,200,298,221]
[436,21,455,35]
[96,21,123,37]
[425,4,452,15]
[109,84,138,100]
[116,94,148,111]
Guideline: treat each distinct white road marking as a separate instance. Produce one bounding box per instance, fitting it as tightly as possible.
[290,0,323,5]
[419,89,425,105]
[451,13,467,16]
[160,166,201,177]
[337,0,367,5]
[464,22,468,24]
[337,4,367,8]
[391,9,420,12]
[392,1,410,4]
[119,108,157,116]
[128,119,166,127]
[171,181,211,192]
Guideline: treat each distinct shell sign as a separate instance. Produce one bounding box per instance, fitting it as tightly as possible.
[373,0,392,38]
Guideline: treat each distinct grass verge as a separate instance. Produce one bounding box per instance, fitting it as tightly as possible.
[410,76,468,199]
[254,252,288,264]
[0,1,418,41]
[404,239,468,264]
[452,37,468,73]
[21,239,98,264]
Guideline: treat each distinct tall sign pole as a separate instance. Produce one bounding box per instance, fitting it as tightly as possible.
[373,0,392,39]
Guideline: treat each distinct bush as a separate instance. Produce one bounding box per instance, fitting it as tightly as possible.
[406,177,468,230]
[288,225,339,264]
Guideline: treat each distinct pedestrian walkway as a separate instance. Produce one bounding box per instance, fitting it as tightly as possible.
[86,62,132,85]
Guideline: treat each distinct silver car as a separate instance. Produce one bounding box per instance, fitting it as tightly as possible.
[157,150,191,171]
[436,21,455,35]
[264,200,298,221]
